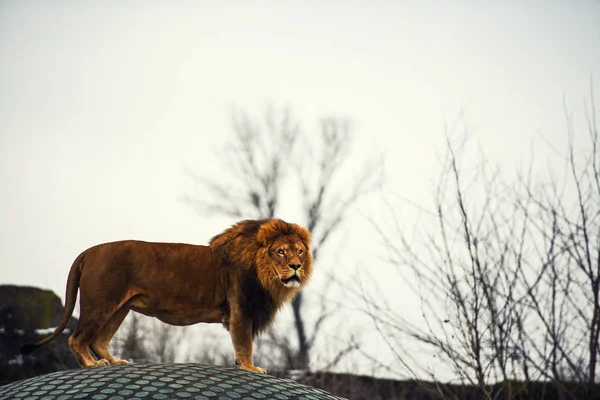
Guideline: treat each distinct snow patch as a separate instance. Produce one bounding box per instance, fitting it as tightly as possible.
[35,327,56,335]
[288,369,308,380]
[8,355,24,366]
[33,327,71,335]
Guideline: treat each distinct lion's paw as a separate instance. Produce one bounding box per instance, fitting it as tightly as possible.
[94,359,110,367]
[112,359,129,365]
[240,365,267,374]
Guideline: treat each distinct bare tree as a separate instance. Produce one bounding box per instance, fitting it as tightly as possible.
[363,86,599,398]
[112,314,184,363]
[362,134,533,398]
[514,88,600,387]
[115,314,146,362]
[185,104,377,371]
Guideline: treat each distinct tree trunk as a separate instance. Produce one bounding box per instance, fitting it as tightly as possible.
[292,292,309,369]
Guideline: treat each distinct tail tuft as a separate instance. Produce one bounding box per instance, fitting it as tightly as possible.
[20,343,37,355]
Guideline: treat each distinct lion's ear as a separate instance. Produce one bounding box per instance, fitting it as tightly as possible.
[256,219,285,247]
[290,223,311,249]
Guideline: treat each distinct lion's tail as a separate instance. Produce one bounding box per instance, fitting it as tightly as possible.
[20,251,85,355]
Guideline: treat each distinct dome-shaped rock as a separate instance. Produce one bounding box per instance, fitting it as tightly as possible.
[0,362,346,400]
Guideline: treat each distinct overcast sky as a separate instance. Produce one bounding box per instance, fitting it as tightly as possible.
[1,1,599,377]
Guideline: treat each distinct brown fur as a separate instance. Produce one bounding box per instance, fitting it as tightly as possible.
[20,219,312,374]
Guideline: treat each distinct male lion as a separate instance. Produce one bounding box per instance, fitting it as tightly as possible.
[20,219,312,374]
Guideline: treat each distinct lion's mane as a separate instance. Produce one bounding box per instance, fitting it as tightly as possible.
[209,219,312,334]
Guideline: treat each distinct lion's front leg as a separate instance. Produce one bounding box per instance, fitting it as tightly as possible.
[229,306,266,374]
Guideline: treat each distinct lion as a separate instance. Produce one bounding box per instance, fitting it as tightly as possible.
[20,218,312,374]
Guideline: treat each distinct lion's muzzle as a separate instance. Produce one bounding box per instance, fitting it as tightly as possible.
[282,273,301,288]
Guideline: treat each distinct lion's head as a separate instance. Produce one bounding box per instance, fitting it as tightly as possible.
[209,219,313,303]
[256,219,312,290]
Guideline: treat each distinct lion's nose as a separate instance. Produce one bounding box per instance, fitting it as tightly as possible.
[288,264,301,271]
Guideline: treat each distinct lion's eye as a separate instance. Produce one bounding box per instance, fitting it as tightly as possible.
[277,249,285,256]
[298,249,303,255]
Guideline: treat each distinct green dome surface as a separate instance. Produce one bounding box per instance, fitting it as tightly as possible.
[0,363,346,400]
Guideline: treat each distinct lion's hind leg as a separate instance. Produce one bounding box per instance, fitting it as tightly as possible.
[68,332,99,367]
[90,306,130,366]
[69,303,123,367]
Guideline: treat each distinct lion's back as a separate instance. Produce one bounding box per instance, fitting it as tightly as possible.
[79,240,216,286]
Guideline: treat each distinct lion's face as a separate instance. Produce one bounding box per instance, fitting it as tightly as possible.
[268,234,311,288]
[211,218,313,298]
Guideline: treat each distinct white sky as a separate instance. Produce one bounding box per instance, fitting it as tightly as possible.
[1,0,599,378]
